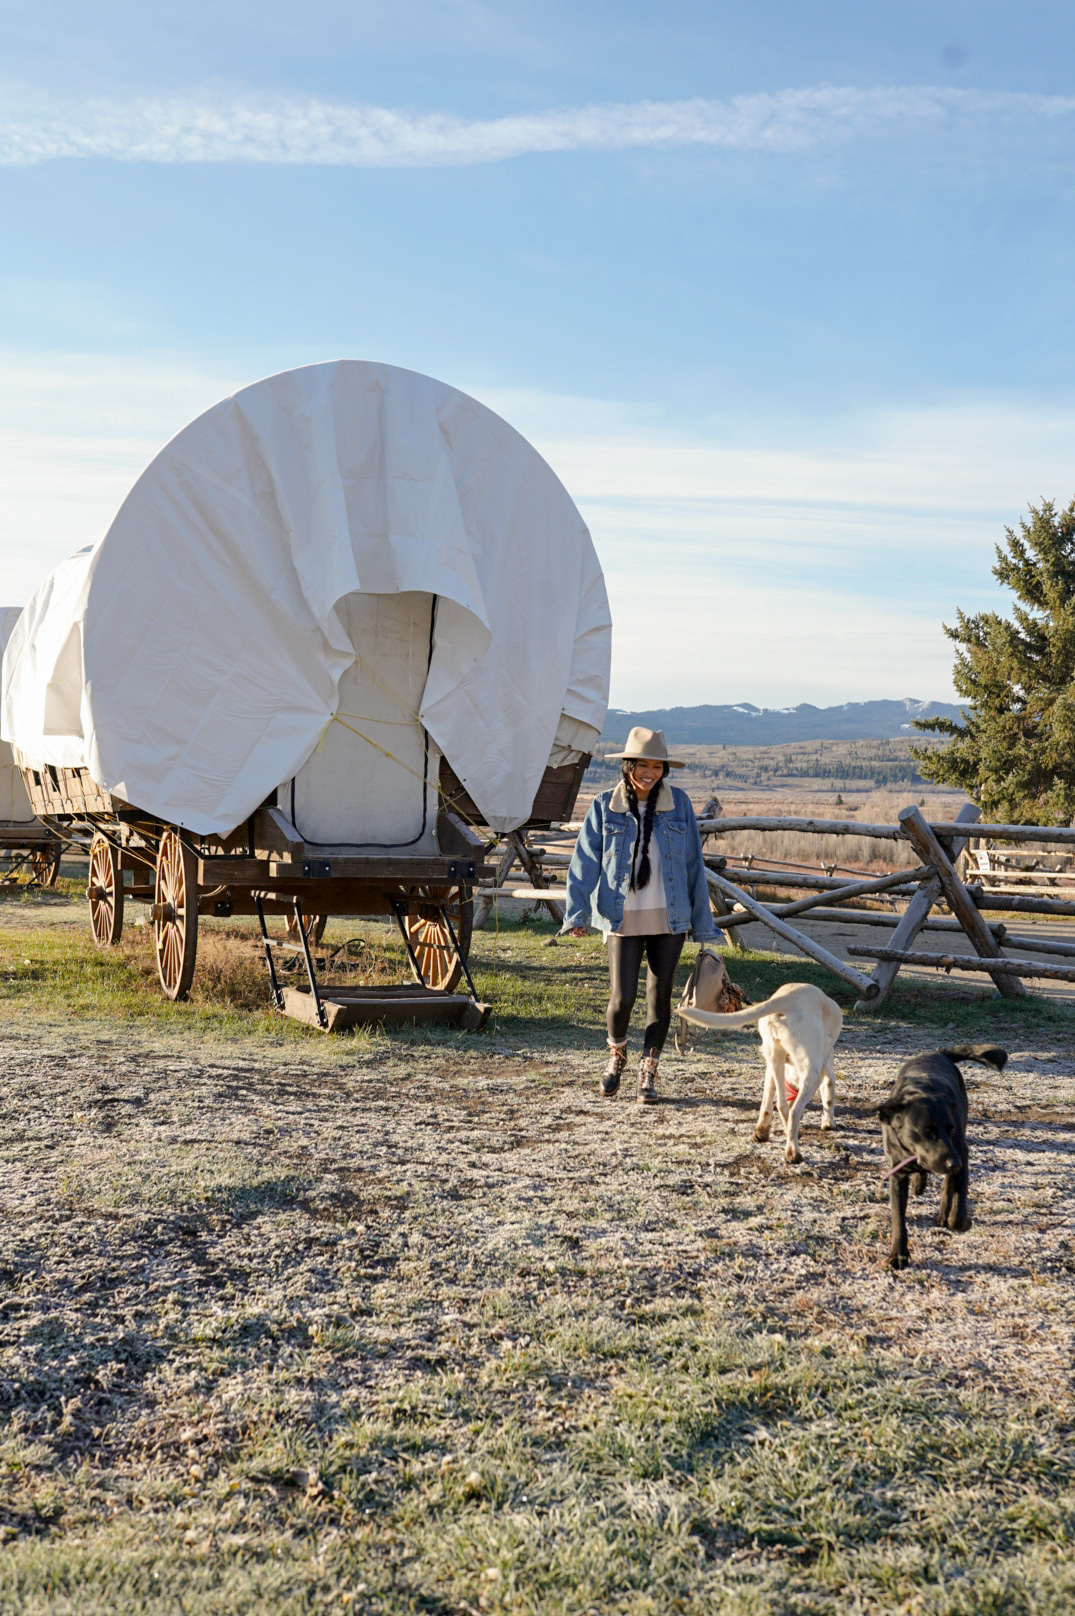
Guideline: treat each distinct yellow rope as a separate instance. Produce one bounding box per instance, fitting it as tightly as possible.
[334,710,423,727]
[350,651,424,727]
[326,712,495,846]
[328,714,439,791]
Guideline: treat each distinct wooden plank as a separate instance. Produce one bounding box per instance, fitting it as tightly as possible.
[716,865,920,894]
[700,814,1075,847]
[898,805,1025,998]
[265,854,489,881]
[699,816,903,839]
[846,946,1075,984]
[856,803,981,1011]
[705,869,879,998]
[772,907,1004,936]
[436,808,488,857]
[251,806,305,860]
[773,864,932,918]
[971,890,1075,917]
[439,755,590,829]
[281,985,490,1032]
[0,825,63,846]
[731,906,1075,956]
[930,820,1075,845]
[510,832,565,925]
[997,932,1075,959]
[694,865,931,931]
[473,841,518,929]
[695,904,1002,936]
[198,857,271,885]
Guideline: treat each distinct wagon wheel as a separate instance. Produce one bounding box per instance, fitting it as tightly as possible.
[285,911,327,946]
[154,829,199,1001]
[402,884,473,992]
[87,835,124,945]
[31,844,62,888]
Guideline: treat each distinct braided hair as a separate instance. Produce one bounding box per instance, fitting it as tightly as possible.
[622,758,669,890]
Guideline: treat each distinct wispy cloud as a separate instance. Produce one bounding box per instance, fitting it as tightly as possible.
[2,351,1070,702]
[1,85,1073,168]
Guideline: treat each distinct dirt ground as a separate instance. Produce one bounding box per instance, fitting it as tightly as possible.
[5,1015,1072,1402]
[2,898,1074,1612]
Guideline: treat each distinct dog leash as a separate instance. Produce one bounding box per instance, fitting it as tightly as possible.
[882,1154,920,1181]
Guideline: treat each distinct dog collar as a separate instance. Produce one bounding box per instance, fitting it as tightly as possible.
[882,1154,920,1181]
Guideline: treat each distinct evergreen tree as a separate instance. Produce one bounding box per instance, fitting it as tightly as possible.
[913,498,1075,823]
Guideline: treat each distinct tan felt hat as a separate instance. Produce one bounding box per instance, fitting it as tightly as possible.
[609,726,685,768]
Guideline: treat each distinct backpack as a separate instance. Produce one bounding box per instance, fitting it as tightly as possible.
[675,947,747,1054]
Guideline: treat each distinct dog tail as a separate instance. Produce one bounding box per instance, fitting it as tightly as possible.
[680,992,791,1031]
[940,1044,1008,1072]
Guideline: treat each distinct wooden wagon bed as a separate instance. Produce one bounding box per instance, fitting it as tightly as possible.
[15,748,586,1029]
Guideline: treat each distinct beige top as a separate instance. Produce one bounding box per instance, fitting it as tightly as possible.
[613,820,671,937]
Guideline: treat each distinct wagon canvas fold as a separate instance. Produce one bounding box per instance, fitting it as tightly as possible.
[0,608,64,887]
[2,360,611,1022]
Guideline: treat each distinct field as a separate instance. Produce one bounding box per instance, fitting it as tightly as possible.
[584,739,949,798]
[580,746,969,876]
[1,879,1073,1615]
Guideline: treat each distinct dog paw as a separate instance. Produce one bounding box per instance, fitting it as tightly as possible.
[951,1212,972,1233]
[819,1120,833,1133]
[886,1252,910,1271]
[784,1144,802,1165]
[753,1125,771,1143]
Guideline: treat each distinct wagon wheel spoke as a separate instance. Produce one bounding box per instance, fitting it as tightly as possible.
[30,846,61,887]
[87,835,124,946]
[284,912,326,947]
[154,829,199,1001]
[402,883,473,993]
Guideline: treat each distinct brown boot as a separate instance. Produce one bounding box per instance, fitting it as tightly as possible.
[602,1041,628,1096]
[638,1054,659,1104]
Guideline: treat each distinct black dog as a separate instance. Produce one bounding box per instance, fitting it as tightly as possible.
[877,1044,1007,1270]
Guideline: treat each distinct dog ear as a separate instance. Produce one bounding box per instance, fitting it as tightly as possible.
[877,1100,900,1123]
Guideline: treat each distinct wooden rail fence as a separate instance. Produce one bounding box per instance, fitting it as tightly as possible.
[482,799,1075,1006]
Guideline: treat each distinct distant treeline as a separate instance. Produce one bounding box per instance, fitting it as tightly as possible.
[767,759,924,784]
[584,755,924,787]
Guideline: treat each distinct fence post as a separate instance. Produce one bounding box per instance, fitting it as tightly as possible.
[855,802,981,1011]
[898,805,1025,998]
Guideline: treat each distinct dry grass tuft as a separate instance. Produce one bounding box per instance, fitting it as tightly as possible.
[709,789,972,872]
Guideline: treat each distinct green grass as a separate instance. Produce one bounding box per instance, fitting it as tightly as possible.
[2,889,1069,1050]
[3,1252,1072,1614]
[1,888,1074,1613]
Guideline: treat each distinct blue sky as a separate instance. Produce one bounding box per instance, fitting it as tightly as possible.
[2,1,1075,708]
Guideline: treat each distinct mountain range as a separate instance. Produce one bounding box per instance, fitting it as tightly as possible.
[599,699,964,747]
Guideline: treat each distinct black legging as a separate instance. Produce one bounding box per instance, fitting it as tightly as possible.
[606,932,686,1055]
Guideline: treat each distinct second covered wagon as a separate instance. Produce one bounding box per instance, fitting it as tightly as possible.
[1,361,611,1027]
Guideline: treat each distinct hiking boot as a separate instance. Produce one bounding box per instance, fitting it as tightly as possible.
[638,1054,659,1104]
[602,1042,628,1096]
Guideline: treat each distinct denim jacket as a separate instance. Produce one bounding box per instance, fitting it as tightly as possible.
[563,779,719,938]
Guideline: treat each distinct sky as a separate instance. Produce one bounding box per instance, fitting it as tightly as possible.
[2,1,1075,710]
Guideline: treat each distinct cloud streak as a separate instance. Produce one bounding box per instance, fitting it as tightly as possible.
[4,352,1069,702]
[1,85,1073,168]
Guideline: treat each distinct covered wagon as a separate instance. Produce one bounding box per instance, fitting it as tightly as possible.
[2,361,611,1027]
[0,608,64,887]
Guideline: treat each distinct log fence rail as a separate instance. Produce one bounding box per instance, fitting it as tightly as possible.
[477,798,1075,1006]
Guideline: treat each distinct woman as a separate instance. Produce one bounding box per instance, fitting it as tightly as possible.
[564,727,721,1103]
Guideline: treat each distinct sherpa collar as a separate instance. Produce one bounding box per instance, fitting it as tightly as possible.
[609,778,676,815]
